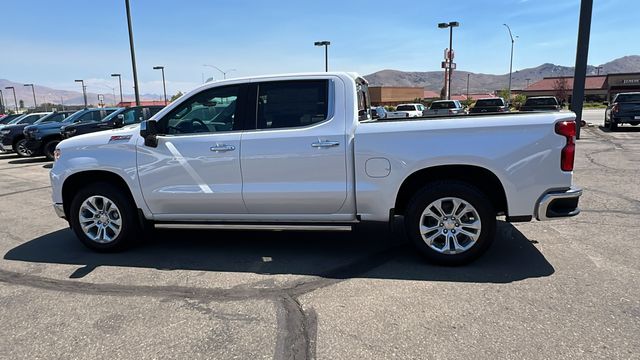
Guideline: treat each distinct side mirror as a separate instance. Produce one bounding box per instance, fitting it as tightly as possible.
[140,120,158,147]
[113,114,124,128]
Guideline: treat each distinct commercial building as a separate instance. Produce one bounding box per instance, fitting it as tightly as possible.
[368,87,424,106]
[521,72,640,102]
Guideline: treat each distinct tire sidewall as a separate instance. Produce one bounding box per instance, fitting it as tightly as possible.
[69,183,139,252]
[405,182,496,266]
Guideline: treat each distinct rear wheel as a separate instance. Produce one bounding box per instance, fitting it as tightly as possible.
[43,140,60,160]
[69,182,141,252]
[405,181,496,265]
[14,138,33,157]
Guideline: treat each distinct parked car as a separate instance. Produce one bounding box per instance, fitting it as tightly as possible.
[24,108,118,160]
[604,92,640,130]
[0,112,50,132]
[0,111,74,156]
[386,103,425,118]
[520,96,561,112]
[61,106,163,139]
[469,98,509,113]
[370,106,387,120]
[423,100,466,116]
[50,72,581,265]
[0,114,22,125]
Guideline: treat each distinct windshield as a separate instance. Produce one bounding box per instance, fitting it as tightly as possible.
[60,110,86,123]
[475,99,504,107]
[6,114,27,125]
[525,98,558,106]
[36,112,70,124]
[430,101,455,109]
[396,105,416,111]
[100,108,127,122]
[615,93,640,103]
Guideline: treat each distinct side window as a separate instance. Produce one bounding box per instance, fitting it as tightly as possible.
[158,85,240,135]
[257,80,328,129]
[123,108,142,125]
[77,111,96,122]
[22,115,40,124]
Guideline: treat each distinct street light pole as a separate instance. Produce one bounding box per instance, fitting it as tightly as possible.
[596,66,603,75]
[24,84,37,110]
[314,41,331,72]
[153,66,167,105]
[75,80,88,108]
[111,73,123,104]
[203,64,236,80]
[0,89,4,114]
[125,0,140,106]
[5,86,18,113]
[526,78,531,88]
[503,24,516,102]
[438,22,459,100]
[466,73,470,100]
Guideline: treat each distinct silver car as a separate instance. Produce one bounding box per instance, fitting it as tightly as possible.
[423,100,465,116]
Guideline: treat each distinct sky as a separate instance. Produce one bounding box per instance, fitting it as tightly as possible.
[1,0,638,96]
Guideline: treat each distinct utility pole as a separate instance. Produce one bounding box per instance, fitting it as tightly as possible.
[5,86,18,113]
[111,73,123,104]
[75,80,88,108]
[24,84,37,109]
[125,0,140,106]
[503,24,516,102]
[314,41,331,72]
[438,22,459,100]
[526,78,531,88]
[0,89,4,114]
[466,73,470,100]
[153,66,168,105]
[571,0,593,140]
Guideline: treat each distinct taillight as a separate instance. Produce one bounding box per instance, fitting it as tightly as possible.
[555,121,576,171]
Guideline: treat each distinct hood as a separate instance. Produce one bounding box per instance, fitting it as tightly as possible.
[58,124,141,149]
[26,121,67,132]
[0,123,29,132]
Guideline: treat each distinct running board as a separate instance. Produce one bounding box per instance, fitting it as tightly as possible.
[154,223,353,231]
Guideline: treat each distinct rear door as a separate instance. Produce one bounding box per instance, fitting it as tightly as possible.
[240,78,349,216]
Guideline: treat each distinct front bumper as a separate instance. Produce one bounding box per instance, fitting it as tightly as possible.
[535,186,582,221]
[53,203,66,219]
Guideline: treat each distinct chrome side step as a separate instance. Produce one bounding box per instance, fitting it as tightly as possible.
[154,223,353,231]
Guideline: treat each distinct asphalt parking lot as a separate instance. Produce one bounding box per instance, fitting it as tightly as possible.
[0,109,638,359]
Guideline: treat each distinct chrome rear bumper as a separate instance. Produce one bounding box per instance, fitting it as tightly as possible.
[536,186,582,221]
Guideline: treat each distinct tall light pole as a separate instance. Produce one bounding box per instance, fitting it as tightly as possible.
[525,78,531,88]
[314,41,331,72]
[5,86,18,113]
[111,73,123,104]
[0,89,4,114]
[75,80,88,108]
[153,66,168,105]
[203,64,236,80]
[596,65,603,75]
[24,84,37,110]
[125,0,140,106]
[503,24,517,102]
[571,0,594,140]
[466,73,470,100]
[438,22,459,100]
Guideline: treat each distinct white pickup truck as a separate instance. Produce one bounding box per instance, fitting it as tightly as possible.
[385,103,425,118]
[50,72,582,265]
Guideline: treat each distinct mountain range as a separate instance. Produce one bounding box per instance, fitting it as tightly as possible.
[2,56,639,108]
[364,55,640,94]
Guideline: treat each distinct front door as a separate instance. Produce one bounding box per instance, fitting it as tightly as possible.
[240,79,348,215]
[137,84,247,217]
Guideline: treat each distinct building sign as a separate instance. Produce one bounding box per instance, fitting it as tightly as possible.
[622,79,640,85]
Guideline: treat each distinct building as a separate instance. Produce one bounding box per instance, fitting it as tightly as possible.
[368,87,424,106]
[116,100,167,107]
[521,72,640,102]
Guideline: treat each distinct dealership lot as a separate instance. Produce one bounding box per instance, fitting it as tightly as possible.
[0,110,638,359]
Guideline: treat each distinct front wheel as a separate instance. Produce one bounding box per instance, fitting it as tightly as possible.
[69,182,141,252]
[43,139,60,160]
[14,138,33,157]
[405,181,496,265]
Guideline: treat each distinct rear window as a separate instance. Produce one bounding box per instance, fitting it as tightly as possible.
[430,101,455,109]
[475,99,504,107]
[257,80,329,129]
[525,98,558,106]
[615,94,640,103]
[396,105,416,111]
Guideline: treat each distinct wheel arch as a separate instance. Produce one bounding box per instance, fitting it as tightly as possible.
[62,170,137,219]
[394,165,508,217]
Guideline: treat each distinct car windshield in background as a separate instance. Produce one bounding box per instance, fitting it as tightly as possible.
[525,98,558,106]
[430,102,455,109]
[100,108,127,122]
[6,115,27,125]
[36,112,69,124]
[476,99,503,106]
[616,94,640,102]
[60,110,86,123]
[396,105,415,111]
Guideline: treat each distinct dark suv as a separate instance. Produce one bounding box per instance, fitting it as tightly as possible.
[519,96,561,112]
[24,108,118,160]
[62,105,163,139]
[605,92,640,130]
[469,97,509,113]
[1,111,74,156]
[0,114,22,125]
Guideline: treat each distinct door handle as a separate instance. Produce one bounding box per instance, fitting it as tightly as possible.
[210,144,235,152]
[311,140,340,148]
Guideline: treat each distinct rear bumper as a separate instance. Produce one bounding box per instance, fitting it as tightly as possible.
[535,186,582,221]
[611,114,640,123]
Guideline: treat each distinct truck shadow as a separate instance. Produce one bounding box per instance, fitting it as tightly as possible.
[4,221,554,284]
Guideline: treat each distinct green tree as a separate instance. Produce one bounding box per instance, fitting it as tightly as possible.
[170,91,183,102]
[497,88,509,100]
[512,94,527,110]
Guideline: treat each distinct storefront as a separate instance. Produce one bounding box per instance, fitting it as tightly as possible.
[368,87,424,106]
[521,72,640,103]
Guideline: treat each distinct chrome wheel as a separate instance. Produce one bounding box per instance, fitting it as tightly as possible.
[419,197,481,254]
[16,139,33,157]
[78,196,122,243]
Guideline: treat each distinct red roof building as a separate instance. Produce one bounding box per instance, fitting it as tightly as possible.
[521,73,640,101]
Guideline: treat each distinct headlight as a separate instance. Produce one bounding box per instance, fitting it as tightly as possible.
[53,148,61,161]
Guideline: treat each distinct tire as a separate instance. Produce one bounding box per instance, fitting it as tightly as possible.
[43,139,60,160]
[13,138,33,157]
[69,182,141,252]
[609,119,618,131]
[405,181,496,265]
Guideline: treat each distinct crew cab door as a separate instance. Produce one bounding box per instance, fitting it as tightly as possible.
[137,85,248,217]
[240,79,348,216]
